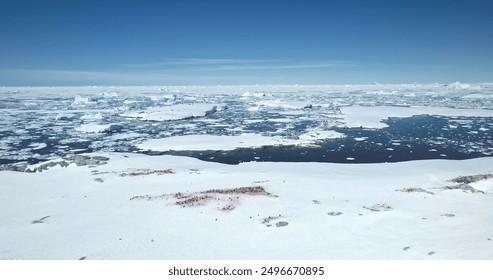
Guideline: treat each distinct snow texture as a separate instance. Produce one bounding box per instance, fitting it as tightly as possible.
[1,153,492,259]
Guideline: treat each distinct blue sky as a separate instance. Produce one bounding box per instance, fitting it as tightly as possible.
[1,0,492,85]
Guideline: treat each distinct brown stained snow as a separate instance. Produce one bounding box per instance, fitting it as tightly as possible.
[449,173,493,184]
[261,214,288,227]
[131,186,273,212]
[440,183,485,194]
[363,203,393,212]
[91,168,175,177]
[119,168,175,177]
[396,187,435,195]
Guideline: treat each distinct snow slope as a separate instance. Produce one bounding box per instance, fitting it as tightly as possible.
[1,153,492,260]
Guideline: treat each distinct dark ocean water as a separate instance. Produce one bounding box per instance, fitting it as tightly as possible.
[150,115,493,164]
[2,114,492,166]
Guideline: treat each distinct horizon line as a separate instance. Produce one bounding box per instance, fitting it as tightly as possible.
[2,81,492,88]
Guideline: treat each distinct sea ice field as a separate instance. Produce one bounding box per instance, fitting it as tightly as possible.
[1,83,493,259]
[1,83,493,166]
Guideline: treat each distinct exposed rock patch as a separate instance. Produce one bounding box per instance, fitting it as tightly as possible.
[449,174,493,184]
[275,221,289,227]
[32,216,50,224]
[261,215,287,227]
[440,183,485,194]
[363,203,393,212]
[12,155,111,173]
[441,213,455,217]
[396,187,435,195]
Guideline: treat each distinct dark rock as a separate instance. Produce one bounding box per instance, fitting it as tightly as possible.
[275,221,289,227]
[441,183,485,194]
[441,214,455,217]
[91,156,110,162]
[32,216,50,224]
[363,203,393,212]
[396,187,435,195]
[450,174,493,184]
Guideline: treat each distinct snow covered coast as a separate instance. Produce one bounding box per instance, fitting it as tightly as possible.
[1,153,492,259]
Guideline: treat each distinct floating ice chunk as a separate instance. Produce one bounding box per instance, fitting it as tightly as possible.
[448,81,470,89]
[23,101,38,107]
[101,91,118,98]
[462,93,491,99]
[75,124,112,133]
[269,118,294,123]
[298,130,345,142]
[257,100,311,109]
[447,81,481,90]
[29,142,47,150]
[80,113,103,121]
[55,113,76,121]
[73,95,91,105]
[161,94,176,100]
[241,91,265,97]
[365,90,397,95]
[247,106,261,112]
[354,137,368,141]
[106,132,141,141]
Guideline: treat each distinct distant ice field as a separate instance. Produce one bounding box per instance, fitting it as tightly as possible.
[1,83,493,167]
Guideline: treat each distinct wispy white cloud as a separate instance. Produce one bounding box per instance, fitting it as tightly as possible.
[120,58,280,68]
[0,59,355,85]
[205,61,355,71]
[0,68,187,86]
[0,68,280,86]
[160,58,280,66]
[121,58,355,71]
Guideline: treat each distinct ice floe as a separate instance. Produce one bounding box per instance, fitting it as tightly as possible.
[137,130,344,152]
[120,103,219,121]
[338,106,493,129]
[75,124,113,133]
